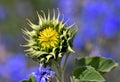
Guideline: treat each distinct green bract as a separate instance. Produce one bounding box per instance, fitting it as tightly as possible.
[23,9,77,63]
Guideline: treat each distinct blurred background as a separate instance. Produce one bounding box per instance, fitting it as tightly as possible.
[0,0,120,82]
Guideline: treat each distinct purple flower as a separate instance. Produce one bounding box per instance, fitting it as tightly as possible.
[32,64,55,82]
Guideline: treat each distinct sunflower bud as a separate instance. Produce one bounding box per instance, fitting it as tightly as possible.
[23,9,77,64]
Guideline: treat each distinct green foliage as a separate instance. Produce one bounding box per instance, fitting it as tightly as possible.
[21,75,36,82]
[72,66,105,82]
[72,56,118,82]
[76,56,118,73]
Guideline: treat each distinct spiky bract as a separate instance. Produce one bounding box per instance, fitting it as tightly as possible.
[23,9,77,64]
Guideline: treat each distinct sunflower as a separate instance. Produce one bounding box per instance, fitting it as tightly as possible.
[23,9,77,64]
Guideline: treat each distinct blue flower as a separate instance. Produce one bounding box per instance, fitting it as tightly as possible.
[57,0,74,15]
[32,64,55,82]
[0,53,27,82]
[81,1,111,20]
[101,17,119,38]
[6,54,27,81]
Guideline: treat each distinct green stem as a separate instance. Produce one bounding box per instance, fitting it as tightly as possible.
[61,52,70,82]
[56,60,62,82]
[52,60,62,82]
[62,52,70,71]
[52,52,70,82]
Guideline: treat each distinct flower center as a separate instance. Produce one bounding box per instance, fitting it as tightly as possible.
[38,27,59,49]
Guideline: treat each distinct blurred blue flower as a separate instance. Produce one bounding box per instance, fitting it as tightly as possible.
[112,0,120,8]
[73,33,84,48]
[0,53,27,82]
[6,53,27,81]
[80,1,120,39]
[101,17,119,38]
[0,5,7,20]
[73,23,97,48]
[32,64,55,82]
[57,0,74,15]
[81,1,111,20]
[101,50,116,60]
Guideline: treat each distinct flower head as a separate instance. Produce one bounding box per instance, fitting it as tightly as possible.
[23,9,77,63]
[38,27,59,49]
[32,64,55,82]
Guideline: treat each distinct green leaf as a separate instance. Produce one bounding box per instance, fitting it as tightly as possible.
[29,75,36,82]
[70,76,80,82]
[73,66,105,82]
[20,75,36,82]
[76,56,118,73]
[21,80,29,82]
